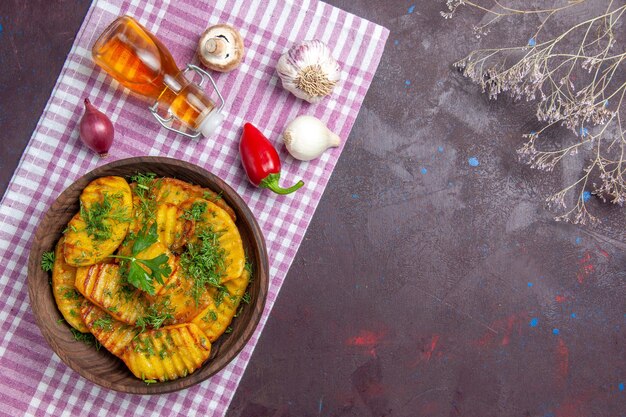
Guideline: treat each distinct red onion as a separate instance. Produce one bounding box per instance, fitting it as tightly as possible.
[79,98,114,157]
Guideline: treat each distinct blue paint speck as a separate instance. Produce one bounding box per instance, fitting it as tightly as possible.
[553,328,560,335]
[405,80,411,87]
[408,4,415,13]
[394,39,399,46]
[580,127,589,137]
[528,37,536,47]
[421,167,428,174]
[438,146,444,153]
[0,23,3,34]
[530,318,538,327]
[583,191,592,202]
[619,382,624,392]
[575,237,582,244]
[604,99,609,107]
[351,193,359,199]
[571,313,577,318]
[318,397,324,412]
[468,157,480,167]
[528,282,533,287]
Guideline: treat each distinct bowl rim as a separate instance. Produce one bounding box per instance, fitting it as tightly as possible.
[27,156,268,394]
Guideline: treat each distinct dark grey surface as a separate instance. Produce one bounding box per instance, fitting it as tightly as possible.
[1,1,625,416]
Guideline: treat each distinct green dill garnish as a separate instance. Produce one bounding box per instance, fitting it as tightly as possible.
[203,191,222,201]
[213,288,228,307]
[71,328,101,350]
[225,326,233,334]
[57,318,66,324]
[135,297,175,332]
[158,348,168,359]
[143,378,158,385]
[79,192,130,241]
[241,292,251,304]
[93,314,113,331]
[130,173,156,195]
[180,227,226,305]
[116,283,135,303]
[41,251,55,272]
[202,310,218,322]
[80,199,112,240]
[134,336,156,357]
[182,201,207,221]
[62,224,78,234]
[62,288,81,300]
[130,173,158,224]
[244,260,253,276]
[110,223,172,295]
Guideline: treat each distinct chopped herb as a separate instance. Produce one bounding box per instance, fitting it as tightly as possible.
[143,378,158,385]
[158,348,168,359]
[80,192,130,241]
[213,288,228,307]
[244,260,253,276]
[130,173,158,224]
[180,227,226,305]
[135,297,175,332]
[130,173,156,195]
[93,314,113,331]
[225,326,233,334]
[116,283,135,303]
[71,328,101,350]
[182,201,207,221]
[110,223,172,295]
[62,288,81,300]
[62,224,78,234]
[241,292,251,304]
[134,336,156,357]
[202,310,218,322]
[203,190,222,201]
[57,318,66,324]
[41,251,55,272]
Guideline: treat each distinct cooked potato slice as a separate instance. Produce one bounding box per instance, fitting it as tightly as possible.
[192,268,250,342]
[81,302,137,357]
[154,260,211,324]
[156,203,192,252]
[75,263,147,325]
[52,237,89,333]
[155,177,236,222]
[183,198,245,284]
[122,323,211,382]
[64,176,132,266]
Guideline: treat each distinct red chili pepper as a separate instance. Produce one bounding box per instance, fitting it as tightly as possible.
[239,122,304,195]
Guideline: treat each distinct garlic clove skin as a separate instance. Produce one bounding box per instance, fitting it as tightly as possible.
[282,115,341,161]
[276,40,341,103]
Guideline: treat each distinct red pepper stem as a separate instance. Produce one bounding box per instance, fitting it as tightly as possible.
[260,173,304,195]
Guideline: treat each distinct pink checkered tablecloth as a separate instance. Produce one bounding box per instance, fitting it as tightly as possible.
[0,0,387,415]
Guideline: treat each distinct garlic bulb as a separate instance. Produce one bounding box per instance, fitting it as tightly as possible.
[276,40,341,103]
[282,116,341,161]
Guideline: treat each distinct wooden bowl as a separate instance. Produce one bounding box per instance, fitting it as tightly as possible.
[27,157,268,394]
